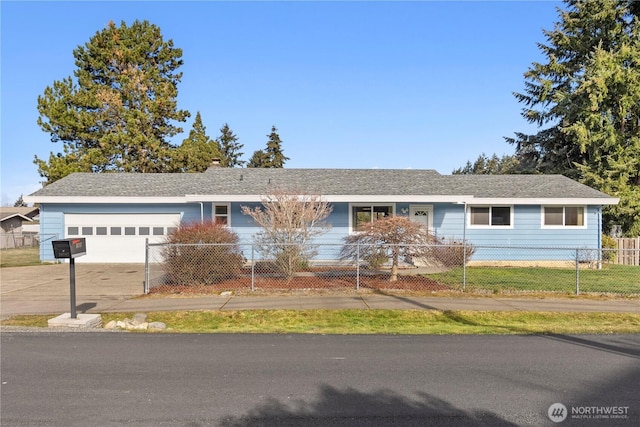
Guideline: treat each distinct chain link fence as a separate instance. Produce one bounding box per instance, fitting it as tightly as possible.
[145,242,639,296]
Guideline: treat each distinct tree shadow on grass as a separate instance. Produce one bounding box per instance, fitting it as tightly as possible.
[219,384,517,427]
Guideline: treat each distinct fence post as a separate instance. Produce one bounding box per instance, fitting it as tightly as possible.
[144,238,149,294]
[575,248,580,295]
[251,244,255,292]
[462,241,467,292]
[356,243,360,290]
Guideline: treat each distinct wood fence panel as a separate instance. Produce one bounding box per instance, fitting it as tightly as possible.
[614,237,640,266]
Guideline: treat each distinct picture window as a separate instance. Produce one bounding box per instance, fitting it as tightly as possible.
[470,206,512,227]
[352,205,393,230]
[543,206,585,227]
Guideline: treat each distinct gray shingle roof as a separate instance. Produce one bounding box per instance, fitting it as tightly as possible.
[27,169,616,201]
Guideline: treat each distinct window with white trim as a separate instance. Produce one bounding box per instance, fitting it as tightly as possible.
[351,204,393,230]
[543,206,585,227]
[469,206,512,227]
[213,204,229,225]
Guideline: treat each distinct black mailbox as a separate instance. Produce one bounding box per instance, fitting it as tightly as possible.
[52,238,87,259]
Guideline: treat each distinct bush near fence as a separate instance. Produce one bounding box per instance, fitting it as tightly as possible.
[145,242,639,296]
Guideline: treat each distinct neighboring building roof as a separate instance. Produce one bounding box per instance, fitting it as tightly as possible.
[24,169,619,205]
[0,207,39,223]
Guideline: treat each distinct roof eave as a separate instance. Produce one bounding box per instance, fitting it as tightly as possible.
[25,195,620,206]
[467,197,619,206]
[23,196,189,204]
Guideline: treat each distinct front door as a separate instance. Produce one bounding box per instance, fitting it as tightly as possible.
[409,205,433,231]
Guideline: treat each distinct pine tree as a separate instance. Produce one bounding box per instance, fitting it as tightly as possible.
[35,20,190,183]
[247,149,268,168]
[264,126,289,168]
[246,126,289,168]
[216,123,244,167]
[452,153,523,175]
[509,0,640,235]
[174,112,221,172]
[13,194,27,207]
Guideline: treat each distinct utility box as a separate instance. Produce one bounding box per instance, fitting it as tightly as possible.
[52,238,86,259]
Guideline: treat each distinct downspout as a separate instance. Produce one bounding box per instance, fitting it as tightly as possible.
[199,202,204,224]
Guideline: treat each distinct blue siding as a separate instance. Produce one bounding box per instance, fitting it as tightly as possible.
[38,200,604,263]
[431,204,599,247]
[432,204,601,261]
[39,206,63,261]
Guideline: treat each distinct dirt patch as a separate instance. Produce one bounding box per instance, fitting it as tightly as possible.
[148,274,451,295]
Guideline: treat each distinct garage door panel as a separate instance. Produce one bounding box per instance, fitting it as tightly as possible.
[64,214,181,263]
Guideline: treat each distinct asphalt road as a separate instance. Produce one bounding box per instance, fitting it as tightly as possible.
[1,333,638,426]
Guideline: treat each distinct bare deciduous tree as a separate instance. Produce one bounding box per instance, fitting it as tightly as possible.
[241,190,333,279]
[340,215,436,282]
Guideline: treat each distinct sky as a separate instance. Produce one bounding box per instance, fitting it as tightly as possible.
[0,0,562,206]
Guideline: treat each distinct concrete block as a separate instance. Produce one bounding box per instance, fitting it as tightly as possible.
[48,313,102,329]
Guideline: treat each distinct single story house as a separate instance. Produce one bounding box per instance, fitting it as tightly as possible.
[24,168,619,263]
[0,206,40,249]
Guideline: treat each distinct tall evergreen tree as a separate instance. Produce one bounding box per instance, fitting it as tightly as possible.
[13,194,27,207]
[216,123,244,167]
[247,126,289,168]
[264,126,289,168]
[35,20,190,183]
[247,149,268,168]
[452,153,524,175]
[174,112,221,172]
[508,0,640,235]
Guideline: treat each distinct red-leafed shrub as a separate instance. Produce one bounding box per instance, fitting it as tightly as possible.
[162,221,244,285]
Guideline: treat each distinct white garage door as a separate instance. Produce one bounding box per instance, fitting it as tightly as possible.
[64,214,181,263]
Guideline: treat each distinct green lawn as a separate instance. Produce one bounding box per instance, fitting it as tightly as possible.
[0,247,43,268]
[427,264,639,295]
[3,310,640,334]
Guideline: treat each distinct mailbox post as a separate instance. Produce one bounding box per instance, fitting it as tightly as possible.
[52,238,86,319]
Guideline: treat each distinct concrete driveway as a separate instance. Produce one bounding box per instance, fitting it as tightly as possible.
[0,264,144,318]
[2,263,639,319]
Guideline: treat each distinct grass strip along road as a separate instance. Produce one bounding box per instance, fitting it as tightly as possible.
[3,310,640,334]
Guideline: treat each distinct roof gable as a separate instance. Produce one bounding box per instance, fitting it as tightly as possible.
[0,207,39,222]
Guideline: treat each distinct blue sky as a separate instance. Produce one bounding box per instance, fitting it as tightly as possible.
[1,0,562,206]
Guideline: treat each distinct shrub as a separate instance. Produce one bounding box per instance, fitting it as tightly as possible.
[601,234,617,263]
[429,239,476,267]
[162,221,244,285]
[241,190,332,279]
[362,247,390,269]
[340,216,436,281]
